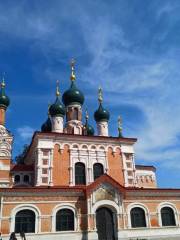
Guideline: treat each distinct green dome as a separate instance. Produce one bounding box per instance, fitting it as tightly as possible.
[86,124,95,136]
[94,103,110,122]
[0,83,10,110]
[62,81,84,106]
[41,117,52,132]
[49,97,65,117]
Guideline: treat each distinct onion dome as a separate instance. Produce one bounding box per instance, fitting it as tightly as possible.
[85,109,94,136]
[41,117,52,132]
[62,59,84,106]
[94,87,110,122]
[0,79,10,110]
[49,81,65,117]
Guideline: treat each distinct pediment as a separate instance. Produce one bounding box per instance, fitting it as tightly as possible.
[94,183,116,202]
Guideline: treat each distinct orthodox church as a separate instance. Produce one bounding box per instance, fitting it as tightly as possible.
[0,61,180,240]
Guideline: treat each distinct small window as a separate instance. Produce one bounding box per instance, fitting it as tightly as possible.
[43,159,48,165]
[161,207,176,226]
[15,210,35,233]
[130,207,146,228]
[93,163,104,180]
[56,209,74,231]
[42,177,48,183]
[73,108,78,120]
[42,168,48,174]
[14,175,20,183]
[75,162,86,185]
[24,175,29,183]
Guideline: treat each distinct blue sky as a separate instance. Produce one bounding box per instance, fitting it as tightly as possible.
[1,0,180,187]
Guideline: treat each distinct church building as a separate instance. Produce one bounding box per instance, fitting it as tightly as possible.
[0,61,180,240]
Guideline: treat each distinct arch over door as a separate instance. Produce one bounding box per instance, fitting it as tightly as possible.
[96,207,116,240]
[161,207,176,226]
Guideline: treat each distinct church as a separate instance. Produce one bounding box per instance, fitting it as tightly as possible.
[0,61,180,240]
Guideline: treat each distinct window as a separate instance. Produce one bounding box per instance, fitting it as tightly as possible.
[15,210,35,233]
[24,175,29,183]
[42,177,48,183]
[42,168,48,174]
[161,207,176,226]
[93,163,104,180]
[130,207,146,228]
[73,108,78,120]
[56,209,74,231]
[75,162,86,185]
[14,175,20,183]
[42,159,48,165]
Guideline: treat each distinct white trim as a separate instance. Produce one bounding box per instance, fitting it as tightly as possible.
[91,199,120,214]
[51,203,77,232]
[127,202,150,228]
[157,202,179,227]
[10,204,41,233]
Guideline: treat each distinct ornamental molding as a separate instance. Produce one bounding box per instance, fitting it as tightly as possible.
[0,125,13,157]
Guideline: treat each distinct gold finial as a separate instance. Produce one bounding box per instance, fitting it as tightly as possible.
[85,108,89,121]
[98,86,103,103]
[70,58,76,81]
[56,80,60,97]
[1,72,6,88]
[118,116,123,137]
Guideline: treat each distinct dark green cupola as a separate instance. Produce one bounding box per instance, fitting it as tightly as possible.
[49,81,65,117]
[62,59,84,106]
[94,87,110,122]
[84,109,94,136]
[0,79,10,110]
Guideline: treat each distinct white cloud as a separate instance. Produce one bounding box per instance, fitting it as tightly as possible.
[17,126,34,141]
[1,1,180,172]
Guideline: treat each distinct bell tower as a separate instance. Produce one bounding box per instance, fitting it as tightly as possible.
[0,79,13,188]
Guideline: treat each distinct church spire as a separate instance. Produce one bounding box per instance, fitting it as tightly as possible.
[70,58,76,81]
[0,75,10,126]
[98,86,103,104]
[118,116,123,137]
[56,80,60,97]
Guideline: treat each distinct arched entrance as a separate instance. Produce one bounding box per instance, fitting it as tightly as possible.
[96,207,116,240]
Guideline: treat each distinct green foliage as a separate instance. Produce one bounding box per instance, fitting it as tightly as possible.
[15,144,29,164]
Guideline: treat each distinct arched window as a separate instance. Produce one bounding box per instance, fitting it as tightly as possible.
[15,210,35,233]
[56,209,74,231]
[93,163,104,180]
[130,207,146,228]
[73,108,78,120]
[161,207,176,226]
[14,175,20,183]
[75,162,86,185]
[24,175,29,183]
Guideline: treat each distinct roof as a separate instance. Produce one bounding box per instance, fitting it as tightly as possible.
[135,165,156,172]
[11,164,34,172]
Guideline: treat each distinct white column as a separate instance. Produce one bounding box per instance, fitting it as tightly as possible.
[36,148,42,186]
[122,153,128,187]
[49,149,53,186]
